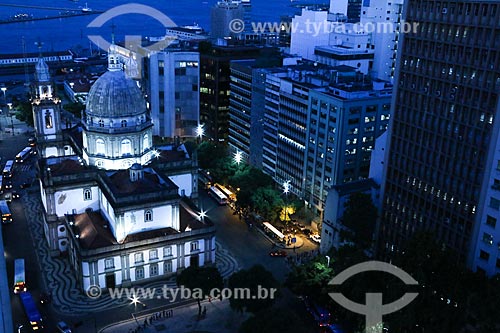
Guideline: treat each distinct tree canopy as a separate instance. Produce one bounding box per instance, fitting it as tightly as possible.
[176,265,224,315]
[227,264,279,313]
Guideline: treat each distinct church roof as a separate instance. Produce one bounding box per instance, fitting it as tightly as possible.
[85,70,146,118]
[107,169,177,195]
[73,211,117,249]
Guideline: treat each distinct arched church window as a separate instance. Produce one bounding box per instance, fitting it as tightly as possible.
[121,139,132,155]
[121,120,127,127]
[44,110,53,129]
[98,119,104,127]
[143,134,149,149]
[83,188,92,201]
[145,210,153,222]
[96,138,105,155]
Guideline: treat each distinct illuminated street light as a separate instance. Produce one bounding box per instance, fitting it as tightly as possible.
[234,151,242,164]
[196,124,204,138]
[153,149,161,158]
[199,210,206,221]
[283,180,290,194]
[130,294,140,306]
[325,255,330,267]
[1,87,6,104]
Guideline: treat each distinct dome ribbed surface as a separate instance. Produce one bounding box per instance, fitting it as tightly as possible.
[86,71,146,118]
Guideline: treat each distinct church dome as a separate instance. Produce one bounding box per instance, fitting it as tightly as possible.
[86,71,146,118]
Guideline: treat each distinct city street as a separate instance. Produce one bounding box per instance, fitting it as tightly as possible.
[2,130,319,332]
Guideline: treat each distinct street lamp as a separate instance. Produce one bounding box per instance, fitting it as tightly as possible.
[17,324,23,333]
[283,180,290,223]
[199,210,206,221]
[234,150,242,165]
[325,255,330,268]
[1,87,6,104]
[196,124,204,141]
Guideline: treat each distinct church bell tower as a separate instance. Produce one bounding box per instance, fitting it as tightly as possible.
[31,46,64,157]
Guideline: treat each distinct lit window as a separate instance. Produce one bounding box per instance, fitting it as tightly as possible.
[96,138,105,155]
[121,139,132,155]
[83,188,92,201]
[163,246,172,257]
[483,233,494,245]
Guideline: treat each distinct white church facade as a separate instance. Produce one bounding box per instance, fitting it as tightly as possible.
[32,48,214,291]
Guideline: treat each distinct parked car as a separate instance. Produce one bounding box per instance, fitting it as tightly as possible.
[56,321,72,333]
[310,234,321,243]
[269,250,287,257]
[11,191,20,199]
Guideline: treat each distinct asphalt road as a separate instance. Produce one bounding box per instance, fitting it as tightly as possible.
[0,135,56,332]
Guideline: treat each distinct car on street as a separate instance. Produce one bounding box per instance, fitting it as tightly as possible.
[310,234,321,243]
[269,250,287,257]
[56,321,72,333]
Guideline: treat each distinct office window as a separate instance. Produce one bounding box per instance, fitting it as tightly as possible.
[150,263,159,277]
[149,249,158,260]
[190,241,199,252]
[479,250,490,260]
[83,188,92,201]
[483,233,494,245]
[145,210,153,222]
[105,258,114,269]
[135,267,144,279]
[490,197,500,210]
[486,215,497,228]
[134,252,144,263]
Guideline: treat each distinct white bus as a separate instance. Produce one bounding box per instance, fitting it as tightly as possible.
[2,160,14,178]
[13,258,26,293]
[209,186,228,205]
[216,184,236,202]
[16,147,32,163]
[0,200,12,224]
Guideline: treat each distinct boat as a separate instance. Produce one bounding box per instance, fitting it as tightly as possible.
[81,3,92,12]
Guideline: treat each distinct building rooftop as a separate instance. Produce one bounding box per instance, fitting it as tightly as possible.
[106,168,178,195]
[46,158,87,176]
[72,211,117,249]
[70,198,213,250]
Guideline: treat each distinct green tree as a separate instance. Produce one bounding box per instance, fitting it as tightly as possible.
[251,187,284,221]
[197,141,228,170]
[176,266,223,316]
[239,307,312,333]
[341,193,377,248]
[63,101,85,117]
[14,101,34,127]
[285,256,334,305]
[228,265,279,313]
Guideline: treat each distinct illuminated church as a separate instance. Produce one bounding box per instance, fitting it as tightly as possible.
[32,48,215,291]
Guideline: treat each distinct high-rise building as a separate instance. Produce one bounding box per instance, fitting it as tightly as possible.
[145,51,200,138]
[378,0,500,275]
[229,61,391,212]
[200,45,261,142]
[210,0,244,40]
